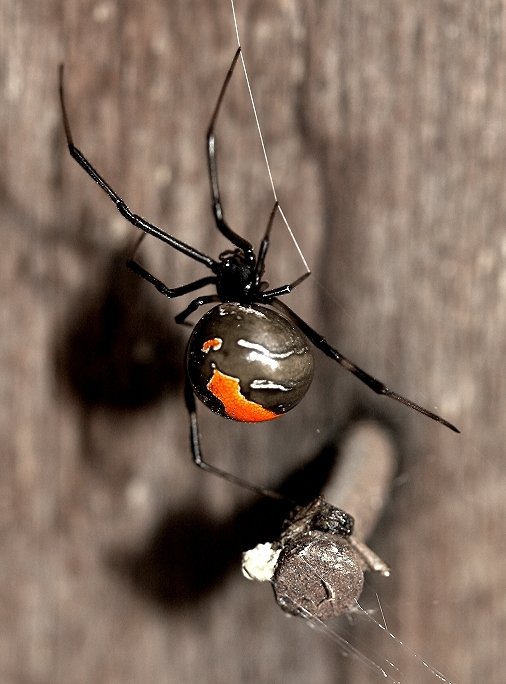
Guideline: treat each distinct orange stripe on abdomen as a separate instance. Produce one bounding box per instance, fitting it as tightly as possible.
[206,369,280,422]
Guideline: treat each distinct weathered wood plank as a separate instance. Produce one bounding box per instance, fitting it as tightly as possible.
[2,1,504,682]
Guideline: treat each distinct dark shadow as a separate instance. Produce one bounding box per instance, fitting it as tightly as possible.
[109,437,345,609]
[55,248,185,409]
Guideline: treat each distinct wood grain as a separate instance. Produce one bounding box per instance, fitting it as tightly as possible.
[2,1,505,682]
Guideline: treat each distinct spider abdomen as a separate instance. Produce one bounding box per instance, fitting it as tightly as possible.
[186,303,314,422]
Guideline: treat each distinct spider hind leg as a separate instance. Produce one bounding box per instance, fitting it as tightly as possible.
[272,299,460,433]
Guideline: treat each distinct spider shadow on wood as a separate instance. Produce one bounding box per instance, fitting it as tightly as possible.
[55,247,185,411]
[107,430,350,609]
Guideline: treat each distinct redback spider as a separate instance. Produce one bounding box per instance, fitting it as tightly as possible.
[59,49,459,498]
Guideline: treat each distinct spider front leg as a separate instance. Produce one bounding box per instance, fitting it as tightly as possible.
[127,259,217,301]
[125,235,219,329]
[58,65,217,271]
[206,48,255,261]
[272,299,460,433]
[260,272,311,299]
[255,202,311,296]
[255,201,279,280]
[184,378,286,499]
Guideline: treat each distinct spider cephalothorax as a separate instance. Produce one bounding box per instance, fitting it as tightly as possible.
[214,248,263,304]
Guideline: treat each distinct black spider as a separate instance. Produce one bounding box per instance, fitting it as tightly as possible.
[59,48,459,498]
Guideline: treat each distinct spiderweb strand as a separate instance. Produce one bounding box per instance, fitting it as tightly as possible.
[274,566,454,683]
[355,599,454,683]
[292,566,454,682]
[287,556,398,681]
[229,0,310,274]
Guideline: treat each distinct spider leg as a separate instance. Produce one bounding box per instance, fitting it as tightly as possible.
[127,259,217,299]
[259,272,311,299]
[59,65,217,271]
[255,201,278,280]
[206,48,255,261]
[129,231,148,261]
[255,201,312,295]
[184,377,286,499]
[174,295,221,326]
[272,299,460,433]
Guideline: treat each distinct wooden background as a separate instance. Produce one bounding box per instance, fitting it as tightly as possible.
[2,1,505,682]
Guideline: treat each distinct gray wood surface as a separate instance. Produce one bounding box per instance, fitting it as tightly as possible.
[2,1,505,682]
